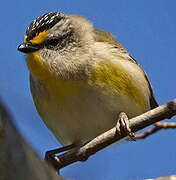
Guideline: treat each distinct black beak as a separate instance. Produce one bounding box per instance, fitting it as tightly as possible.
[18,42,40,53]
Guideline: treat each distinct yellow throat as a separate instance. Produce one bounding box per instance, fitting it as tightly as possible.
[26,52,80,100]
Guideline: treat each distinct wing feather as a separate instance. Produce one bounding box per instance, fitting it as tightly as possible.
[94,29,158,109]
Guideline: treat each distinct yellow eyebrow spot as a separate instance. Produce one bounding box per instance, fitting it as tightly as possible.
[24,34,27,42]
[24,30,49,44]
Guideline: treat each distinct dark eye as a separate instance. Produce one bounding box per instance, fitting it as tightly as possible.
[46,38,59,46]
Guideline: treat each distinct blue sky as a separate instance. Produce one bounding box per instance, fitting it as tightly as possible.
[1,0,176,180]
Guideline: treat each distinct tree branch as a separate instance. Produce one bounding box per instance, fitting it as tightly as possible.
[50,99,176,170]
[135,122,176,139]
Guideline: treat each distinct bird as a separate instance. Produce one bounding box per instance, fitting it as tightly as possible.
[18,12,158,158]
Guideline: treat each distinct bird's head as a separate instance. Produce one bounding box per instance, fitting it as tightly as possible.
[18,12,94,54]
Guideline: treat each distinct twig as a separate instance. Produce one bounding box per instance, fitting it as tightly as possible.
[49,99,176,170]
[135,122,176,139]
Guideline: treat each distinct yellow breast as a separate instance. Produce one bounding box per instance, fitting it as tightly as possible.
[27,52,148,110]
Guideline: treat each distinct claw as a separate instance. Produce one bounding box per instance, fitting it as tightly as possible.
[116,112,136,141]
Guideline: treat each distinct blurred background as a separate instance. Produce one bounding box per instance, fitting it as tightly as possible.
[1,0,176,179]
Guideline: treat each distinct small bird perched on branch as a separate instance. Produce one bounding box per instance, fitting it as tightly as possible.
[18,12,158,158]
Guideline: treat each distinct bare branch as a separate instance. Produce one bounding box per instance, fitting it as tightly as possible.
[155,121,176,128]
[135,122,176,139]
[49,99,176,170]
[148,174,176,180]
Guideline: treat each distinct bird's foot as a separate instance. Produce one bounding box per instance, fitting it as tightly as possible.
[116,112,135,141]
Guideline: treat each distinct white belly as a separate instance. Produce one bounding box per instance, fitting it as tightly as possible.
[37,86,149,146]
